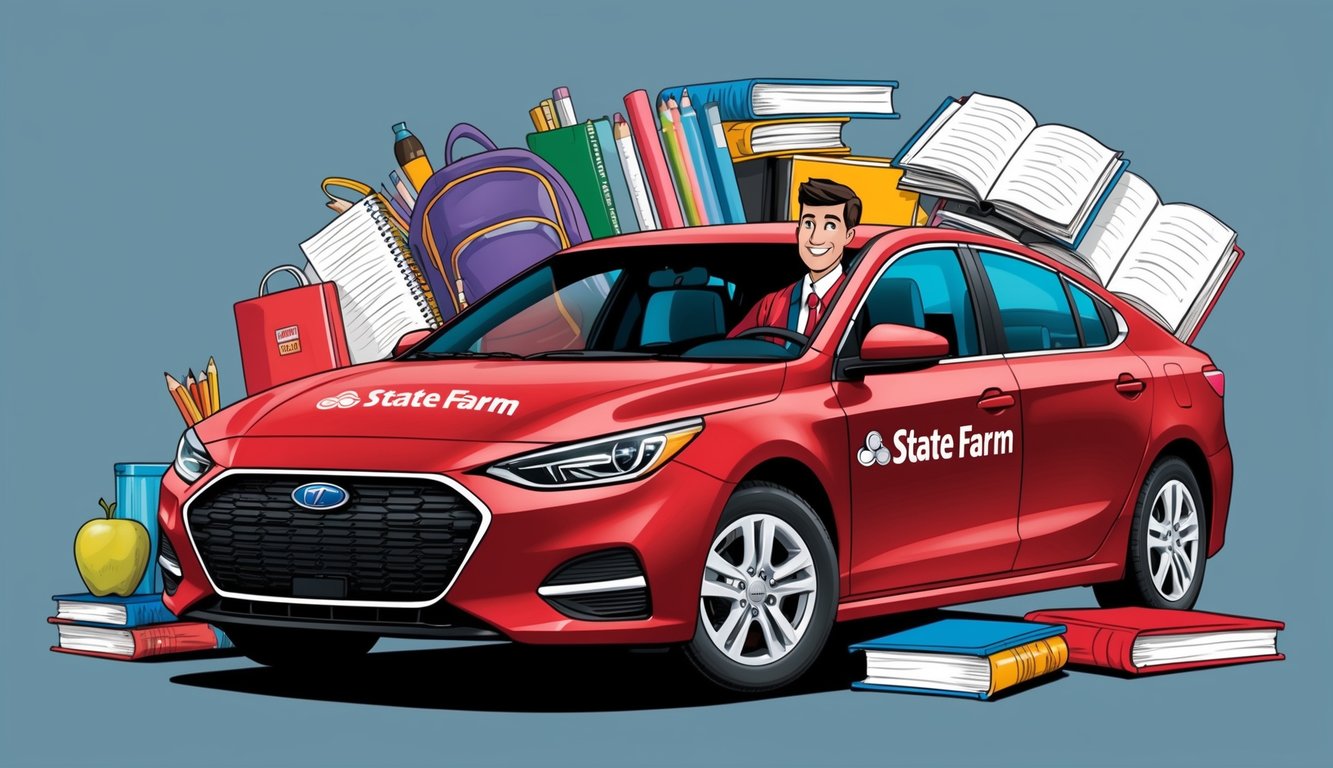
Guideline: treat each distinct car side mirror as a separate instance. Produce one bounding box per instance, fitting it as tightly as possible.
[838,323,950,379]
[393,329,432,357]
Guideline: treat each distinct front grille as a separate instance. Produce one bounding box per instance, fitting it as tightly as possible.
[159,532,180,595]
[186,473,484,603]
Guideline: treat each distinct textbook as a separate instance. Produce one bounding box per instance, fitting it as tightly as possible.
[1024,608,1284,675]
[724,117,851,160]
[894,93,1126,246]
[52,593,176,628]
[49,617,233,661]
[1022,172,1241,343]
[593,117,639,233]
[659,79,898,121]
[527,119,622,238]
[734,154,924,226]
[850,618,1068,700]
[299,195,440,364]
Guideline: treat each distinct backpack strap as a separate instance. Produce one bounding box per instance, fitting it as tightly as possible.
[444,123,499,165]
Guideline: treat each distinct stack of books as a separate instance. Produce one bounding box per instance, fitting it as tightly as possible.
[521,78,925,236]
[894,92,1244,344]
[48,592,232,661]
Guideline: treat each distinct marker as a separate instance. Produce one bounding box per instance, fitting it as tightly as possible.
[552,86,577,127]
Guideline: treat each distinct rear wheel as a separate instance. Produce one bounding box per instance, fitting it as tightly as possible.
[683,482,837,692]
[222,624,379,669]
[1095,456,1207,609]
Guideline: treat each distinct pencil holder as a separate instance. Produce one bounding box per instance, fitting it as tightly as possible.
[114,463,170,594]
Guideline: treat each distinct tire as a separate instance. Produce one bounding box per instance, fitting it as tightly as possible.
[222,624,379,669]
[1095,456,1208,610]
[683,481,838,692]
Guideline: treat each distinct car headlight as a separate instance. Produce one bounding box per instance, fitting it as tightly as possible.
[173,428,214,484]
[486,419,703,489]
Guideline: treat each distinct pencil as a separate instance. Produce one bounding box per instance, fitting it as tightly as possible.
[165,372,201,425]
[197,372,212,417]
[668,96,709,225]
[207,356,220,415]
[186,370,203,415]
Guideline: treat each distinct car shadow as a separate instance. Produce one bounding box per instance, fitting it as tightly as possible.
[169,609,1034,712]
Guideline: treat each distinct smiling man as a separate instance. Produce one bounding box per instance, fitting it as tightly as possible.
[729,178,861,339]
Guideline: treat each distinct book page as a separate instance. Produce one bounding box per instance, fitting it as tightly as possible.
[301,198,436,363]
[899,94,1036,199]
[990,125,1120,229]
[1107,204,1236,332]
[1074,172,1160,283]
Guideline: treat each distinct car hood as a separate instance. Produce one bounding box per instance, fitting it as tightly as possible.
[198,359,785,445]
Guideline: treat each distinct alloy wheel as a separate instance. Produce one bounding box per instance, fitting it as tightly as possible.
[1146,478,1201,601]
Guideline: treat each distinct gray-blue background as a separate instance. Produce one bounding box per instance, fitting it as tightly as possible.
[2,0,1329,765]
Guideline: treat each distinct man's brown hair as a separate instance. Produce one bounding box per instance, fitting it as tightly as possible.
[797,178,862,228]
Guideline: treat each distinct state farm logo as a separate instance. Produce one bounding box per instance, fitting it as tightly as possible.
[859,426,1015,467]
[313,388,519,416]
[857,431,892,466]
[316,390,361,410]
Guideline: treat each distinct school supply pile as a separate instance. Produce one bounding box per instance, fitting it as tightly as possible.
[897,92,1244,343]
[51,464,233,662]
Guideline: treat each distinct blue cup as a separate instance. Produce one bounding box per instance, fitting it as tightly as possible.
[113,463,170,594]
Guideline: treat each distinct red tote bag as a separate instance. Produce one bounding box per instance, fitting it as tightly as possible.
[233,265,352,395]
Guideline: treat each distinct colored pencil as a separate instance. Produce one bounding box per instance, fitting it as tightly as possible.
[667,97,709,225]
[659,100,700,226]
[164,372,201,425]
[206,356,220,415]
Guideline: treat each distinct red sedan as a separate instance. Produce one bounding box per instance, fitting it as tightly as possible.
[159,224,1231,691]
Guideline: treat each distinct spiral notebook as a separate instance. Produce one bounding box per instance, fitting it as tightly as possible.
[300,196,441,364]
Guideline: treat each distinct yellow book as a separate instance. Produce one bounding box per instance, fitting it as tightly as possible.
[724,117,851,160]
[985,636,1069,697]
[856,632,1068,700]
[785,155,922,226]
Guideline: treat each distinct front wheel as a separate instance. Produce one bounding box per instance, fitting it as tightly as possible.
[222,624,379,669]
[683,482,837,692]
[1095,456,1208,609]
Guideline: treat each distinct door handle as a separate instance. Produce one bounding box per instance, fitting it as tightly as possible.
[977,391,1015,411]
[1115,373,1146,395]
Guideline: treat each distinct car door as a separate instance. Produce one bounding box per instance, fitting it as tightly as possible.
[972,248,1154,570]
[834,246,1022,596]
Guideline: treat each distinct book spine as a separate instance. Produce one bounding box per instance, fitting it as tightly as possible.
[585,120,621,236]
[986,636,1069,696]
[130,622,228,659]
[125,599,178,627]
[1055,623,1139,672]
[723,122,756,158]
[660,81,757,122]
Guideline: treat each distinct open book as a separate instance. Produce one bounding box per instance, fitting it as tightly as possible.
[895,93,1126,245]
[300,195,441,363]
[1024,171,1241,343]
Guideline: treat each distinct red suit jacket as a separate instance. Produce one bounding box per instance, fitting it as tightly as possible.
[728,273,846,338]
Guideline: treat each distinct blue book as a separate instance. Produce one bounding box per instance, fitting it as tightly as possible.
[677,97,724,225]
[593,117,639,233]
[52,592,177,628]
[850,618,1067,700]
[701,103,747,223]
[658,78,899,122]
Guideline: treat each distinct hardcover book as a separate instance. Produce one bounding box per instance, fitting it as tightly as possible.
[49,617,233,661]
[526,119,622,239]
[1023,607,1284,675]
[659,78,898,121]
[723,117,851,160]
[52,593,177,628]
[894,93,1126,246]
[850,618,1068,700]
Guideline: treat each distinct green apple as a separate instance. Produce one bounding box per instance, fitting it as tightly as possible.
[74,498,150,597]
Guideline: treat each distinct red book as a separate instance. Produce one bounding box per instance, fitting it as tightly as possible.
[1024,607,1283,675]
[49,617,233,661]
[623,89,686,229]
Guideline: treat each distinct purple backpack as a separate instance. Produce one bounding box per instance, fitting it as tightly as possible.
[407,123,592,322]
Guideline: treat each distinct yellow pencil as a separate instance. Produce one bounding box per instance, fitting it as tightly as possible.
[165,372,201,425]
[206,356,220,415]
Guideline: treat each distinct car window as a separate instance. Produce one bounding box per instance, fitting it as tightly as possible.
[1068,280,1111,347]
[853,248,979,358]
[979,251,1080,352]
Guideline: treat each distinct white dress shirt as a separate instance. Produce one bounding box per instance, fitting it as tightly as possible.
[795,263,844,333]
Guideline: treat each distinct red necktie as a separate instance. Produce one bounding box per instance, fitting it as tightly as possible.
[803,292,821,336]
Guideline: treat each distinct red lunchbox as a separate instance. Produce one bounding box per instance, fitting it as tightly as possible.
[233,265,352,395]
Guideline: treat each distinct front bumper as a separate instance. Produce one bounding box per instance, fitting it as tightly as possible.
[160,455,731,645]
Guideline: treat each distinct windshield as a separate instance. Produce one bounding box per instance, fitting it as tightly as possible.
[407,243,859,361]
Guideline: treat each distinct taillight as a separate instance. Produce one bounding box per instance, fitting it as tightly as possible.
[1202,365,1225,397]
